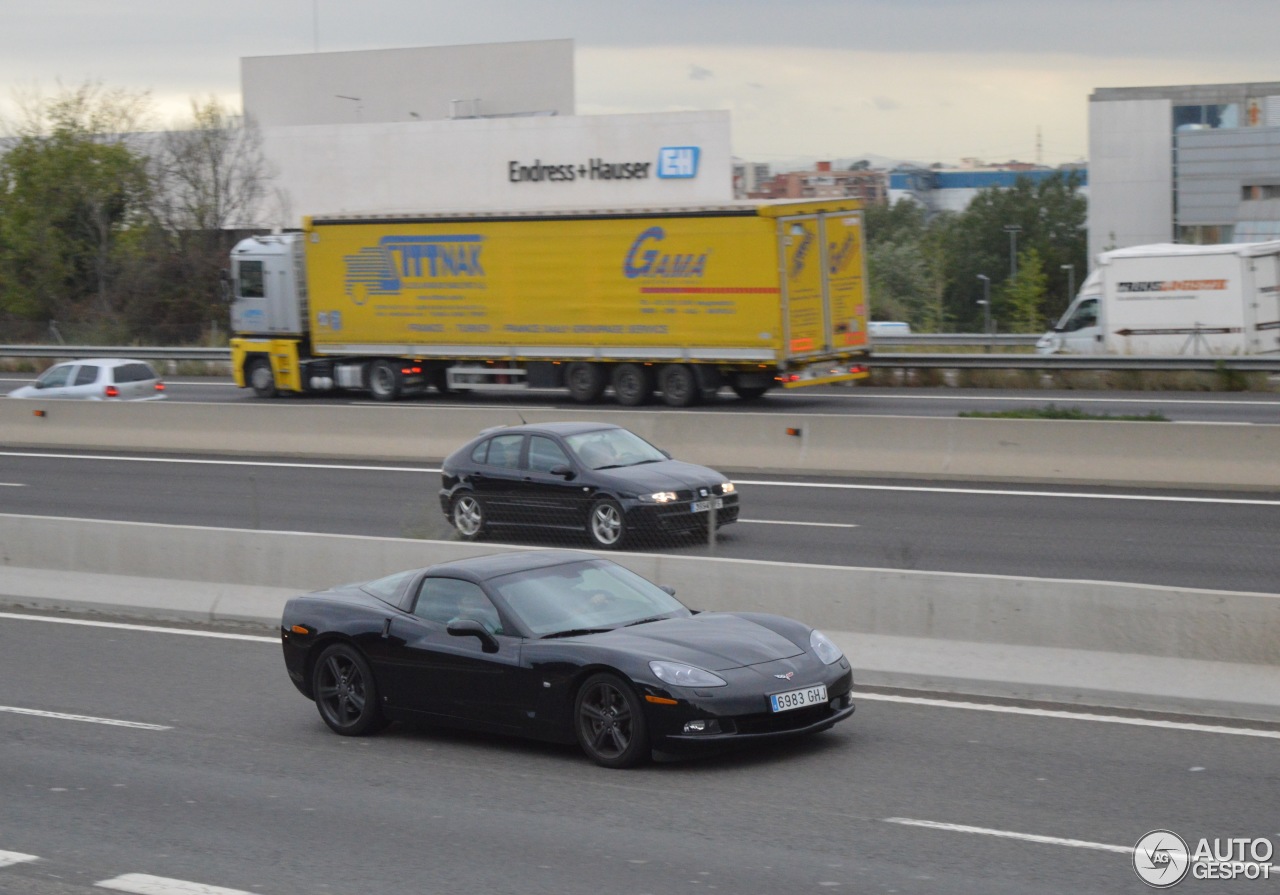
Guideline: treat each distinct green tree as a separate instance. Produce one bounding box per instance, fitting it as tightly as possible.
[0,83,153,338]
[1001,247,1049,333]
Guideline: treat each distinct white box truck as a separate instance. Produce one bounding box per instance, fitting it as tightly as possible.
[1036,242,1280,355]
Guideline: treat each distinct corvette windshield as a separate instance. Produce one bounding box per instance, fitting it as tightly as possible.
[490,559,689,636]
[565,428,666,470]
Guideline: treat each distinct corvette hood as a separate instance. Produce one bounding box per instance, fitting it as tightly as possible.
[595,614,803,671]
[593,460,726,493]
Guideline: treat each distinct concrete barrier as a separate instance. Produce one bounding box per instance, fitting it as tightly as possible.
[3,514,1278,720]
[3,398,1280,489]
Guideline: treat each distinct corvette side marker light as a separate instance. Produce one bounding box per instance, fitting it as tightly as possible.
[290,625,310,635]
[645,695,678,705]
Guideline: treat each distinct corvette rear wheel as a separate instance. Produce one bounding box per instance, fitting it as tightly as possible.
[452,493,486,540]
[313,643,385,736]
[574,673,649,768]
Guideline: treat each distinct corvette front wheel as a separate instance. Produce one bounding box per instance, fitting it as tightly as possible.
[574,672,649,768]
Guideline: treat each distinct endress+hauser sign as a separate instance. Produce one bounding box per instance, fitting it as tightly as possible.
[508,146,701,184]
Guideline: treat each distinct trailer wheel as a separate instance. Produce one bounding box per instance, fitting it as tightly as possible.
[368,360,402,401]
[658,364,699,407]
[731,383,771,401]
[430,368,453,395]
[247,357,277,399]
[565,363,607,404]
[611,363,654,406]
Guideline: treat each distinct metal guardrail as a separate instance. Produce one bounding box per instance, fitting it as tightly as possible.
[873,333,1041,347]
[3,343,1278,372]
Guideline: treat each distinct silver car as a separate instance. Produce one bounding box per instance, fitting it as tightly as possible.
[6,358,167,401]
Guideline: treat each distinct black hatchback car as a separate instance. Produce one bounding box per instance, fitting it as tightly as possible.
[439,423,739,549]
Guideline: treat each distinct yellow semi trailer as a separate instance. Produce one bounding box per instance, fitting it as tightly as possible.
[228,200,870,405]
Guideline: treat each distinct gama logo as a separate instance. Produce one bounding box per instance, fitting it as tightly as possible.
[622,227,708,279]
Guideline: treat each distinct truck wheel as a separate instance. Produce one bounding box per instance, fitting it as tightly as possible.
[430,368,453,395]
[368,360,402,401]
[247,357,277,399]
[611,364,654,406]
[565,363,607,404]
[731,383,771,401]
[658,364,699,407]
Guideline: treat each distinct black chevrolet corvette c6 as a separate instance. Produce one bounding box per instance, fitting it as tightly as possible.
[281,550,855,768]
[438,422,739,549]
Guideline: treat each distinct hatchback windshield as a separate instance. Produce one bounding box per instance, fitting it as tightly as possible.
[490,559,689,636]
[564,428,666,470]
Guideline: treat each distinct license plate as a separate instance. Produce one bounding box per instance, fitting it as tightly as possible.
[769,684,828,713]
[691,497,724,513]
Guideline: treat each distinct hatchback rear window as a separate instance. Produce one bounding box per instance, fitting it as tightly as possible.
[113,363,157,383]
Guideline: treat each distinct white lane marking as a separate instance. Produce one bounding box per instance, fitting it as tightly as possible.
[96,873,256,895]
[0,612,276,643]
[858,692,1280,739]
[0,483,25,487]
[884,818,1132,854]
[734,479,1280,506]
[0,450,428,474]
[0,850,40,867]
[3,450,1276,507]
[782,391,1280,408]
[3,613,1277,741]
[0,706,171,731]
[741,519,860,528]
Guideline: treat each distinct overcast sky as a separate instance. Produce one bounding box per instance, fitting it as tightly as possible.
[4,0,1278,166]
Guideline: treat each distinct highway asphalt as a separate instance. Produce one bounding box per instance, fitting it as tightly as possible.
[2,609,1276,895]
[2,448,1277,593]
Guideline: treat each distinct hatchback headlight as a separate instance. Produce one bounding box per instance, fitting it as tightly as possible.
[643,491,678,503]
[649,660,727,688]
[810,629,842,665]
[720,481,736,494]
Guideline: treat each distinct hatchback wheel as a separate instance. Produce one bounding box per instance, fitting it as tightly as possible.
[452,493,486,540]
[574,673,650,768]
[587,499,627,549]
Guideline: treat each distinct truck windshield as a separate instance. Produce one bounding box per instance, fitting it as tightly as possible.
[1060,298,1098,332]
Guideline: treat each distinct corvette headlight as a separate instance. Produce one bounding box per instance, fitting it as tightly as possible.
[720,481,735,494]
[643,491,679,503]
[649,660,727,688]
[810,629,842,665]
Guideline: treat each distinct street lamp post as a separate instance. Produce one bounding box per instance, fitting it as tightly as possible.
[977,274,992,352]
[1003,225,1022,280]
[1061,263,1076,305]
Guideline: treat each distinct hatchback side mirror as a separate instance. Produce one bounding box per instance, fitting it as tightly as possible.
[549,464,575,479]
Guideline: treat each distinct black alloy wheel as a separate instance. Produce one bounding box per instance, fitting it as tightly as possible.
[611,363,655,406]
[247,357,277,399]
[368,359,402,401]
[565,362,608,403]
[574,673,650,768]
[452,493,486,541]
[312,643,385,736]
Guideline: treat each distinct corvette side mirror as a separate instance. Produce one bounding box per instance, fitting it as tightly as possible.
[447,618,499,653]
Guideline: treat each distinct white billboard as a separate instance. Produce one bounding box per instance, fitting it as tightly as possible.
[256,110,733,226]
